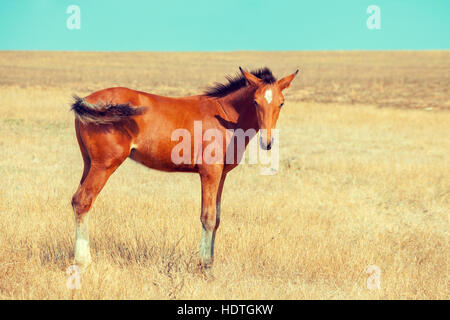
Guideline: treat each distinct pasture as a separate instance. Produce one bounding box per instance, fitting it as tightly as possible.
[0,51,448,299]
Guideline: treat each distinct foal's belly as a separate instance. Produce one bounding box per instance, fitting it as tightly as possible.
[128,143,198,173]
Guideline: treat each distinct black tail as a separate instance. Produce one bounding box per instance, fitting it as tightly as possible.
[71,96,145,124]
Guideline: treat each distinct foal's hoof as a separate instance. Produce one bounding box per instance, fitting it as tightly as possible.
[197,262,215,280]
[198,258,213,270]
[76,262,91,273]
[74,248,92,270]
[74,257,92,273]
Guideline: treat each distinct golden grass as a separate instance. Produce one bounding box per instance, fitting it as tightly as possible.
[0,52,448,299]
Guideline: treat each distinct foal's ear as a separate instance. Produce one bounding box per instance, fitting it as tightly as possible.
[239,67,262,87]
[277,69,299,91]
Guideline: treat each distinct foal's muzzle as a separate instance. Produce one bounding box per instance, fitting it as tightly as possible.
[260,136,273,151]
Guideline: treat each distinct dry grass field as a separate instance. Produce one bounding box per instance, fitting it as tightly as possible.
[0,51,448,299]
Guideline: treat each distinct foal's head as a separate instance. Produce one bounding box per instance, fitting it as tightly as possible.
[240,67,299,150]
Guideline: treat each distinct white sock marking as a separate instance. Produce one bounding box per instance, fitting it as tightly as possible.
[200,227,213,265]
[74,215,91,267]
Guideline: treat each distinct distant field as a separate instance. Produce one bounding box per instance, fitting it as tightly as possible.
[0,51,449,109]
[0,51,448,299]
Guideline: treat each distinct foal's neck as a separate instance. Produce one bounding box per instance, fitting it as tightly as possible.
[217,86,259,132]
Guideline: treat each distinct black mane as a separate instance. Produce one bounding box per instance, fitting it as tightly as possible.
[204,67,277,98]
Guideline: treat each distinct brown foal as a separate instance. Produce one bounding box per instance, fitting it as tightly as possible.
[71,67,298,269]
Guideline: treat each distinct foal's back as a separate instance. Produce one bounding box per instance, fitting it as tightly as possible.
[79,87,224,172]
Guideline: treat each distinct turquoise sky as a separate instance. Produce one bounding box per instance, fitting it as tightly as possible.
[0,0,449,51]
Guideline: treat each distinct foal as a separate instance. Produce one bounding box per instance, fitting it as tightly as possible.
[71,67,298,269]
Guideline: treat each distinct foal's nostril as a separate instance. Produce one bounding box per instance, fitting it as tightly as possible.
[259,136,272,150]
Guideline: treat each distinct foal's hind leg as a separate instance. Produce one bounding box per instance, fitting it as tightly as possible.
[72,165,124,269]
[71,124,131,269]
[209,173,226,264]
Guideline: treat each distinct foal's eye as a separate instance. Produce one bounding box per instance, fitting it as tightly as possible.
[280,102,284,108]
[253,100,259,106]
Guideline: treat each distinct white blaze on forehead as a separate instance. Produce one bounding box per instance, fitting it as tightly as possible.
[264,89,273,104]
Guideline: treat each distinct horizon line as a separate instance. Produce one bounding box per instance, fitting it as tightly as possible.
[1,49,449,53]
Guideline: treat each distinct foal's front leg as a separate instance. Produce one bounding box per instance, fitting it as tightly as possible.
[199,168,223,268]
[210,173,226,263]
